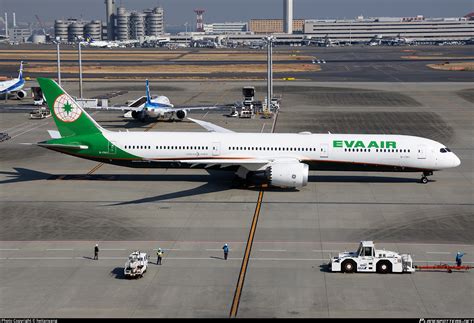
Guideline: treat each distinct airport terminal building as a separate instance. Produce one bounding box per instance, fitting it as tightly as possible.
[303,16,474,42]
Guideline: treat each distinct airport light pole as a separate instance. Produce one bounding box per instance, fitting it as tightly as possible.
[56,37,61,86]
[78,40,83,99]
[266,36,274,113]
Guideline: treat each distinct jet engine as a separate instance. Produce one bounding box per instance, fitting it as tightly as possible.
[246,162,309,188]
[16,90,27,100]
[267,162,309,188]
[131,110,146,121]
[176,110,187,120]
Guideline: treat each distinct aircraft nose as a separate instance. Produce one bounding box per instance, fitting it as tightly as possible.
[452,154,461,167]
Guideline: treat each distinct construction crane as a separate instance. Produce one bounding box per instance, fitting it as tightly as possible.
[35,14,47,35]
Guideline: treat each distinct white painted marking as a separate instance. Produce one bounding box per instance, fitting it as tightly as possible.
[101,248,127,251]
[7,257,73,260]
[153,248,181,251]
[414,260,474,264]
[46,248,74,251]
[312,250,340,253]
[0,257,472,264]
[0,248,20,251]
[426,252,451,254]
[205,248,226,251]
[10,122,51,139]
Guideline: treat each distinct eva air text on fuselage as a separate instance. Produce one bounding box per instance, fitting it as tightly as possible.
[333,140,397,149]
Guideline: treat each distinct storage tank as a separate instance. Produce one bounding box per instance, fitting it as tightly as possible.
[130,12,146,39]
[54,20,70,42]
[115,7,130,40]
[85,20,102,40]
[31,34,47,44]
[145,7,164,36]
[68,21,85,42]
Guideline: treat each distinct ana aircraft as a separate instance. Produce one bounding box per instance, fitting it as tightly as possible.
[0,61,26,100]
[35,78,460,188]
[105,80,219,122]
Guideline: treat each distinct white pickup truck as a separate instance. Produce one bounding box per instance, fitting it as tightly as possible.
[329,241,415,274]
[124,251,148,279]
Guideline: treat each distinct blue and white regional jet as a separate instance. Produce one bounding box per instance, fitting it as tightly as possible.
[0,61,26,100]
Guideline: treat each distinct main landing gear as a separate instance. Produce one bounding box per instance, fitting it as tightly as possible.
[420,171,433,184]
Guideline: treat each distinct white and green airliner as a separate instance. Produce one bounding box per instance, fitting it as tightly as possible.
[36,78,460,188]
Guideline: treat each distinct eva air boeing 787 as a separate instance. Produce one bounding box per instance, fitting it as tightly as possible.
[35,78,460,188]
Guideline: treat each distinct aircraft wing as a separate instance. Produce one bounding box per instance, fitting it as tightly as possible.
[167,105,224,112]
[85,106,143,112]
[144,157,302,171]
[144,158,270,171]
[187,118,235,133]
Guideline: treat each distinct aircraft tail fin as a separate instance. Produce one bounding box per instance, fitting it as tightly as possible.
[146,79,152,105]
[18,61,23,80]
[37,78,105,138]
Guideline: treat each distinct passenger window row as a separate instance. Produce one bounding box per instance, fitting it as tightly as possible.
[229,147,317,151]
[125,145,209,150]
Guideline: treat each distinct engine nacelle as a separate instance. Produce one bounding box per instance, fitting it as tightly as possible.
[131,110,146,121]
[176,110,187,120]
[16,90,27,100]
[267,162,309,188]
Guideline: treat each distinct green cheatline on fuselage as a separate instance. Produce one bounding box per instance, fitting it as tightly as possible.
[333,140,396,149]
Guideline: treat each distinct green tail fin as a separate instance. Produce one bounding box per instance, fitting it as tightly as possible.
[37,78,103,137]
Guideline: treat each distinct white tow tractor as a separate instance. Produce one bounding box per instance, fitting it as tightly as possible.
[329,241,415,274]
[124,251,148,279]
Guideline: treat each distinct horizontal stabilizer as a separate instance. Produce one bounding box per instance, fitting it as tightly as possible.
[37,143,89,150]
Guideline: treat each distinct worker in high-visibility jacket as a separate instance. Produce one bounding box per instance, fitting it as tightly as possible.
[456,252,465,266]
[156,248,163,265]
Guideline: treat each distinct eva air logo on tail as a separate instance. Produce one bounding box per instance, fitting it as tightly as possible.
[53,94,82,122]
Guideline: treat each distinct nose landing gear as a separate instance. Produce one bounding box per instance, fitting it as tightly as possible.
[420,171,433,184]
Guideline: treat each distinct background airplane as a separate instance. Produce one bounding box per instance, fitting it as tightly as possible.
[84,35,120,48]
[101,80,220,122]
[0,61,26,100]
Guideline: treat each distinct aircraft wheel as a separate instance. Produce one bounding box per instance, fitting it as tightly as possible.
[421,176,428,184]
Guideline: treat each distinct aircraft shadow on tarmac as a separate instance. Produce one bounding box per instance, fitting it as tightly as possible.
[0,168,424,205]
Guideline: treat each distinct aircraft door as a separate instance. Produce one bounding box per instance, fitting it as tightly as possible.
[212,142,221,156]
[108,141,117,154]
[320,144,328,158]
[417,145,426,159]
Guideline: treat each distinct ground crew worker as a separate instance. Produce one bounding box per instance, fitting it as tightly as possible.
[156,248,163,265]
[94,244,99,260]
[456,252,465,266]
[222,243,229,260]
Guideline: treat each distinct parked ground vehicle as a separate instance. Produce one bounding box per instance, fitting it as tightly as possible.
[124,251,148,279]
[329,241,415,274]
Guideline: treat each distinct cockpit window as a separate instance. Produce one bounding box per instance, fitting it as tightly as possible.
[445,148,451,152]
[440,148,451,153]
